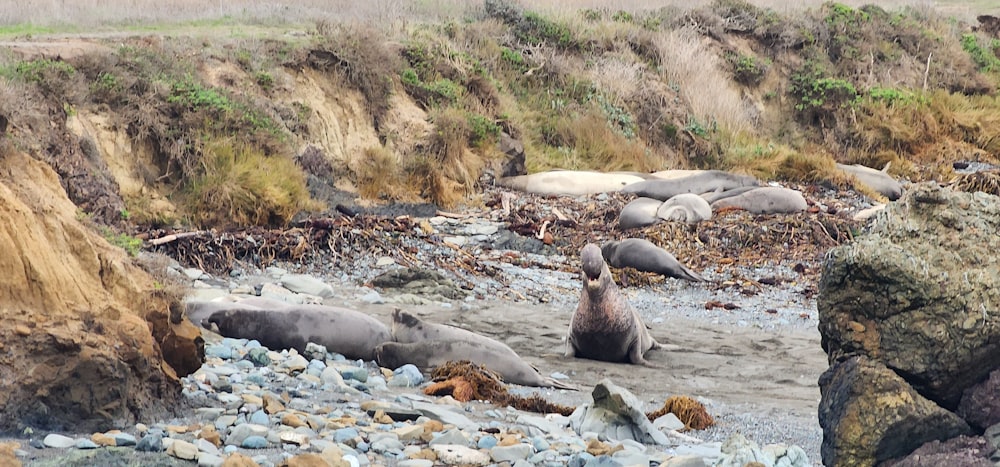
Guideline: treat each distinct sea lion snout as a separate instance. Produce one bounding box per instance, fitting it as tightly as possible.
[581,243,605,280]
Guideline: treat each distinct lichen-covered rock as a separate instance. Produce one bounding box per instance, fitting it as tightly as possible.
[0,151,203,433]
[819,182,1000,408]
[880,435,995,467]
[818,356,971,467]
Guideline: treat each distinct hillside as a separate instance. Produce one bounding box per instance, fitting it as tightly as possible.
[1,0,999,233]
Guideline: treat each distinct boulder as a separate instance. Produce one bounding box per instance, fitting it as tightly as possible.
[569,379,668,445]
[957,368,1000,431]
[881,435,995,467]
[819,183,1000,408]
[0,151,203,432]
[818,356,971,467]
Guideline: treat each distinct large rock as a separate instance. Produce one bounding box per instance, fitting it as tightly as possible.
[818,356,972,466]
[957,368,1000,431]
[881,435,995,467]
[819,182,1000,408]
[0,151,203,432]
[569,379,668,445]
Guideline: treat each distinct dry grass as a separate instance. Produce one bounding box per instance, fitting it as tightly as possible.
[181,140,318,228]
[1,0,981,33]
[655,28,754,135]
[353,145,410,201]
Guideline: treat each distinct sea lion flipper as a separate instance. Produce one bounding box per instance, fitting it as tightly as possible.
[544,378,580,391]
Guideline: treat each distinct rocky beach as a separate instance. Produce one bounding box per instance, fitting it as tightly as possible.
[2,182,856,467]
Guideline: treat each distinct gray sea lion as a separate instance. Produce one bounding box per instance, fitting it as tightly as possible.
[621,170,761,201]
[498,170,644,196]
[836,162,903,200]
[699,185,759,204]
[710,186,807,214]
[387,309,575,389]
[566,243,662,365]
[374,339,575,389]
[656,193,712,223]
[618,197,663,230]
[202,299,392,361]
[600,238,706,282]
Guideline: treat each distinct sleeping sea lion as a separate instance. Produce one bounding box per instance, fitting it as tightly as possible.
[710,186,807,214]
[836,162,903,200]
[600,238,706,282]
[388,309,575,389]
[656,193,712,223]
[621,170,761,201]
[498,170,644,196]
[200,298,392,361]
[618,197,663,230]
[566,243,662,365]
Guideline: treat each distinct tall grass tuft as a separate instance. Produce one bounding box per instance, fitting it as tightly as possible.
[182,140,316,228]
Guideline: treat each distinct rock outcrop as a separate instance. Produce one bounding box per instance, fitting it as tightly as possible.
[0,150,203,433]
[818,182,1000,465]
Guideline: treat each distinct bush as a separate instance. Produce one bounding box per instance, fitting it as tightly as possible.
[726,51,770,86]
[182,141,315,228]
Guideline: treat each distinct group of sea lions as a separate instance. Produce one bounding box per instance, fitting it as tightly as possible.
[184,239,689,389]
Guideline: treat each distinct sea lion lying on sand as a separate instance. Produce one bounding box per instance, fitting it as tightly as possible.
[601,238,705,282]
[193,298,391,361]
[836,162,903,200]
[498,170,644,196]
[622,170,761,201]
[387,309,575,389]
[710,186,807,214]
[567,244,662,365]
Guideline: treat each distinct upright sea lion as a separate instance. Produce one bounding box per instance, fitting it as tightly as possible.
[710,186,807,214]
[600,238,706,282]
[566,243,662,365]
[656,193,712,223]
[201,299,392,361]
[498,170,644,196]
[621,170,761,201]
[837,162,903,200]
[387,309,575,389]
[618,197,663,230]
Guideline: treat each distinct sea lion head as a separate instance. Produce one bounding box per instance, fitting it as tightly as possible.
[581,243,608,289]
[390,308,424,341]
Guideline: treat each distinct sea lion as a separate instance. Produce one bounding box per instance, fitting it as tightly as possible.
[387,309,575,389]
[621,170,761,201]
[498,170,644,196]
[656,193,712,223]
[202,299,392,361]
[710,186,808,214]
[374,340,575,389]
[600,238,706,282]
[618,197,663,230]
[566,243,662,365]
[699,185,759,204]
[837,162,903,200]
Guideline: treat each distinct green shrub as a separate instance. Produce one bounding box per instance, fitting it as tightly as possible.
[961,33,1000,73]
[790,60,858,112]
[467,113,500,147]
[12,58,76,83]
[101,227,143,257]
[726,52,770,86]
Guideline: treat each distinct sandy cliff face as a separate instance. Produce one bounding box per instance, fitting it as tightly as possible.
[0,149,203,433]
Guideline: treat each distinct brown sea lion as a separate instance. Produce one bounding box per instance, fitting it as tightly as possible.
[498,170,644,196]
[566,243,662,365]
[387,309,576,389]
[601,238,705,282]
[621,170,761,201]
[200,299,392,361]
[710,186,807,214]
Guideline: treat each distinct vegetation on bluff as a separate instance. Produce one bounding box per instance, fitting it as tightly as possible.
[0,0,998,230]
